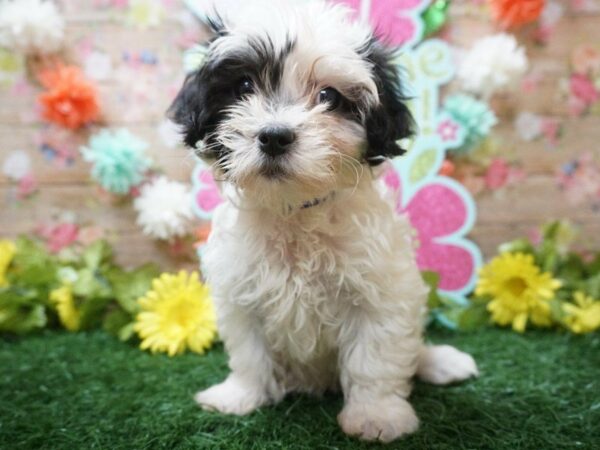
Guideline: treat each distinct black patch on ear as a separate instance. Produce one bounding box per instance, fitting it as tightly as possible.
[167,32,296,166]
[167,65,230,162]
[362,40,415,166]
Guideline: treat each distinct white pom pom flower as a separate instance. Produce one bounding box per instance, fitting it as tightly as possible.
[458,33,528,98]
[0,0,65,55]
[134,176,195,241]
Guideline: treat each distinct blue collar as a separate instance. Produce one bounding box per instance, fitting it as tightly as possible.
[300,192,335,210]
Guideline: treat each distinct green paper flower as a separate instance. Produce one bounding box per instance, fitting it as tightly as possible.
[82,129,151,195]
[444,94,497,154]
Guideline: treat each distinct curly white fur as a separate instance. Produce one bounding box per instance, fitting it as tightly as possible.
[0,0,65,55]
[134,176,194,241]
[179,0,478,442]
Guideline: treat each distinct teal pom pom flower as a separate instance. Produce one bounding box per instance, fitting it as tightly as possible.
[443,94,497,153]
[81,129,151,194]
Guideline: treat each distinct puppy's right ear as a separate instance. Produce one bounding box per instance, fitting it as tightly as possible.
[167,68,210,149]
[168,15,226,150]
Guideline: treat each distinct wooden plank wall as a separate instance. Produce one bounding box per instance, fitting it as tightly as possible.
[1,1,599,270]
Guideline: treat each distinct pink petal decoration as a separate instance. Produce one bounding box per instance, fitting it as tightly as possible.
[417,241,475,291]
[195,170,223,213]
[334,0,422,46]
[403,184,467,240]
[388,169,474,292]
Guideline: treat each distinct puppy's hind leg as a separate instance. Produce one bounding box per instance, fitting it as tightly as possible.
[416,345,479,385]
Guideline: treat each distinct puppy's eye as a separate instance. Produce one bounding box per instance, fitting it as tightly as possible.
[236,77,254,97]
[317,87,341,110]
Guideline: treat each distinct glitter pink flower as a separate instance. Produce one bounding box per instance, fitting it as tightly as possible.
[384,168,475,291]
[334,0,423,46]
[194,169,223,218]
[437,119,459,142]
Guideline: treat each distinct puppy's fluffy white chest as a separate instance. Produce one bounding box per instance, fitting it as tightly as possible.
[202,185,426,391]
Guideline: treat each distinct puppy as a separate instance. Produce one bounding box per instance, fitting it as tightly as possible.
[170,0,478,442]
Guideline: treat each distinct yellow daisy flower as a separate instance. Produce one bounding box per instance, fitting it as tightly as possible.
[562,291,600,334]
[134,271,217,356]
[0,240,16,288]
[476,252,561,332]
[50,284,81,331]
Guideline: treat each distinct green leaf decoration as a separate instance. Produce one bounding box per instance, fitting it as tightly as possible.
[422,271,442,310]
[83,240,114,270]
[106,264,160,314]
[457,303,489,331]
[0,290,47,334]
[103,308,134,338]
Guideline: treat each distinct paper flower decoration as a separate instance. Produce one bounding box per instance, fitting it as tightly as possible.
[50,284,81,331]
[134,271,217,356]
[476,252,561,332]
[458,33,528,98]
[127,0,164,29]
[489,0,545,28]
[81,129,151,195]
[384,169,476,293]
[334,0,427,47]
[562,291,600,334]
[134,176,195,241]
[37,222,79,253]
[444,94,497,153]
[0,240,16,288]
[0,0,65,55]
[38,65,100,129]
[2,150,31,181]
[192,165,224,220]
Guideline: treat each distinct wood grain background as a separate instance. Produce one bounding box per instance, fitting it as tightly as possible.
[1,0,599,270]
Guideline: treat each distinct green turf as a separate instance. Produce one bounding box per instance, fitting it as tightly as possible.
[1,329,599,450]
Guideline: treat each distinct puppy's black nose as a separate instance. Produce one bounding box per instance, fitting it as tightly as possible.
[258,126,296,157]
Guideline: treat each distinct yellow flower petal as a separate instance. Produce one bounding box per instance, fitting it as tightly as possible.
[50,284,81,331]
[475,252,561,332]
[0,240,17,288]
[562,291,600,334]
[134,271,217,356]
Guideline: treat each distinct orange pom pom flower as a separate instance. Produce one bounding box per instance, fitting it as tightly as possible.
[489,0,545,28]
[38,65,100,129]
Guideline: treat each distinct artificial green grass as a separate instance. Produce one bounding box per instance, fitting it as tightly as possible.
[1,329,599,450]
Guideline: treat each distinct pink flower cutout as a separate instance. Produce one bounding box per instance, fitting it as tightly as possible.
[335,0,423,46]
[437,119,459,142]
[17,173,38,199]
[384,168,475,291]
[37,223,79,253]
[194,169,223,217]
[570,74,600,106]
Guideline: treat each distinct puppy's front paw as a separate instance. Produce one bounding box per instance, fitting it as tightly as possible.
[338,397,419,443]
[194,375,267,415]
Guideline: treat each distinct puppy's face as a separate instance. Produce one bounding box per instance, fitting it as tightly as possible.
[170,1,413,209]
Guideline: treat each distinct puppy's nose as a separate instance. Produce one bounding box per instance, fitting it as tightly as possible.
[258,126,296,157]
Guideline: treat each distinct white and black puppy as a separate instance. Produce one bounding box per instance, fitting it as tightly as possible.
[170,0,478,442]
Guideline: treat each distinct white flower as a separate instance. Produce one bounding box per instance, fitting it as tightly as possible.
[158,119,182,149]
[458,33,528,98]
[84,51,112,81]
[0,0,65,55]
[514,112,543,142]
[134,177,195,241]
[2,150,31,180]
[127,0,164,29]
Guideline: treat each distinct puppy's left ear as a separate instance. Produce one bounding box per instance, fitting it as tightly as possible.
[363,43,415,166]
